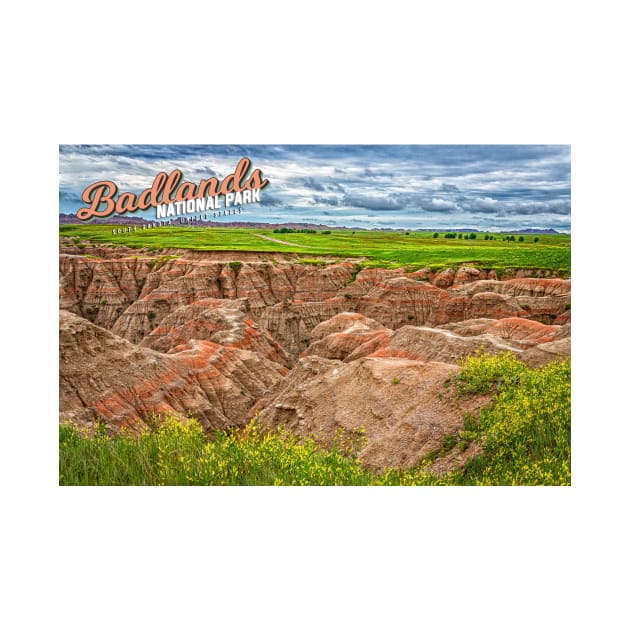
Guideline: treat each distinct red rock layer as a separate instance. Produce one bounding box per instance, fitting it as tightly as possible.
[59,310,286,433]
[302,316,570,366]
[140,298,290,366]
[309,312,386,342]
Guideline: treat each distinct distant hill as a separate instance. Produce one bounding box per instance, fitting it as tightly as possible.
[59,213,335,230]
[435,228,563,234]
[437,228,563,235]
[443,228,481,233]
[59,214,566,234]
[505,228,561,235]
[59,213,150,225]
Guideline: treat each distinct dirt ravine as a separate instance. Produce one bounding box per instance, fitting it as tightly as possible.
[59,247,571,472]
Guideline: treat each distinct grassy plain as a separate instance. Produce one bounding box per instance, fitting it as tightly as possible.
[60,225,571,273]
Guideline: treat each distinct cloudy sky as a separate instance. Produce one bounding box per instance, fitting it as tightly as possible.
[59,145,570,231]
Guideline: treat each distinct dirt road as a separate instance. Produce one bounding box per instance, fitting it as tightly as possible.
[254,233,315,248]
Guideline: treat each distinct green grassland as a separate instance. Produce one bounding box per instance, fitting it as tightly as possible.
[60,225,571,273]
[59,354,570,486]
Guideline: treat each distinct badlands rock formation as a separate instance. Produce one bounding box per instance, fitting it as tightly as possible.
[59,246,571,471]
[138,298,290,366]
[251,355,491,471]
[60,309,286,432]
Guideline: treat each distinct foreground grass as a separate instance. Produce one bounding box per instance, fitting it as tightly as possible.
[59,355,570,486]
[59,419,373,486]
[60,225,571,273]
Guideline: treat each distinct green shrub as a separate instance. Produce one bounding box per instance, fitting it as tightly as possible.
[298,259,327,266]
[456,352,528,395]
[451,358,570,485]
